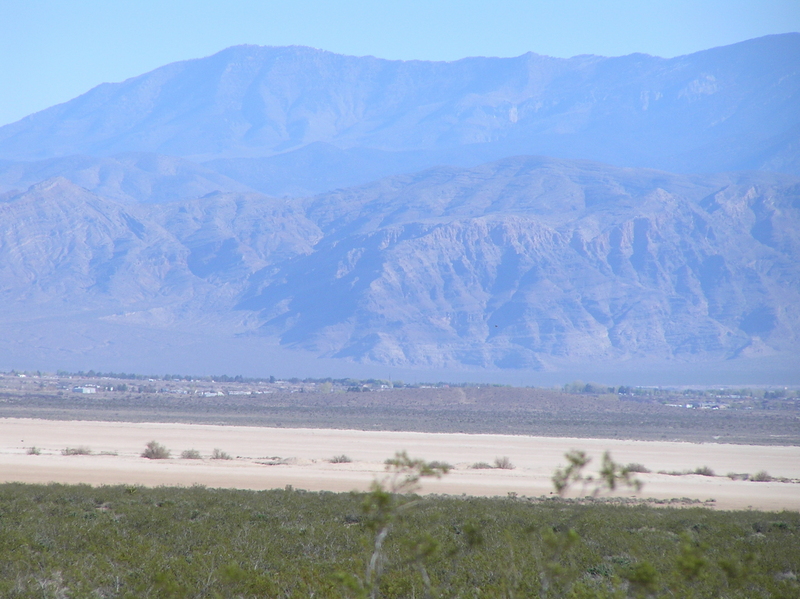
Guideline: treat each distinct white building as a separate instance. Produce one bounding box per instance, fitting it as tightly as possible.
[72,386,97,394]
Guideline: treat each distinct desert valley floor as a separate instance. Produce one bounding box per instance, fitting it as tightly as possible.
[2,418,798,511]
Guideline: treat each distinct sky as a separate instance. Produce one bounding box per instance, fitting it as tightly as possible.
[1,0,798,127]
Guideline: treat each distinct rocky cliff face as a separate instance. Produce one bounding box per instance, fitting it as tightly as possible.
[3,158,796,370]
[0,179,319,321]
[0,178,191,308]
[240,158,800,367]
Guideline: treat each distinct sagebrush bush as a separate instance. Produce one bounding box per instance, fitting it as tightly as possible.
[494,456,514,470]
[751,470,773,482]
[693,466,715,477]
[428,460,453,471]
[181,449,202,459]
[141,441,170,459]
[330,454,352,463]
[211,448,232,460]
[26,446,41,455]
[624,462,651,473]
[470,462,493,469]
[62,446,91,456]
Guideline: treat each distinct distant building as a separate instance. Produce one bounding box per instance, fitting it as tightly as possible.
[72,386,97,394]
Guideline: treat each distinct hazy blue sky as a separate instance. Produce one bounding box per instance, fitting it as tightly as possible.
[1,0,798,127]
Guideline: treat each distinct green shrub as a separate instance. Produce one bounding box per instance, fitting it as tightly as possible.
[0,471,798,598]
[62,446,91,456]
[211,448,232,460]
[141,440,170,459]
[625,560,658,592]
[181,449,202,459]
[330,454,352,463]
[5,447,787,596]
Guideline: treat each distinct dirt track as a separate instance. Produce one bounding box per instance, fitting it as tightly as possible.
[2,418,798,511]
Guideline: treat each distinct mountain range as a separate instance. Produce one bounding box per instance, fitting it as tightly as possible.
[0,35,798,380]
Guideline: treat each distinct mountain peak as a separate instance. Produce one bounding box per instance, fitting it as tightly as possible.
[29,176,83,194]
[0,35,796,174]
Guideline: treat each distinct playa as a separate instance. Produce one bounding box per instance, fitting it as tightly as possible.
[2,418,798,511]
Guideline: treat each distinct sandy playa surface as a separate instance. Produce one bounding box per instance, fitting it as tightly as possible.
[2,418,798,511]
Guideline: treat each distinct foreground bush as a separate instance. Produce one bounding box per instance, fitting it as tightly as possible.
[0,482,797,598]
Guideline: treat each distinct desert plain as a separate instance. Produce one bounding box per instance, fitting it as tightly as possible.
[1,417,798,511]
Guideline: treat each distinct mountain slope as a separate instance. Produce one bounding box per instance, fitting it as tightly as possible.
[0,152,254,203]
[149,191,321,284]
[0,179,319,321]
[240,157,800,367]
[1,159,798,372]
[0,178,193,310]
[0,35,797,177]
[203,142,443,197]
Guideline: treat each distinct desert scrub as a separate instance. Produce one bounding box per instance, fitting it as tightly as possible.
[61,446,91,456]
[181,449,202,459]
[494,456,514,469]
[0,482,798,598]
[141,440,170,459]
[330,454,352,463]
[211,448,232,460]
[470,461,493,469]
[751,470,773,482]
[26,446,41,455]
[428,460,453,470]
[625,462,651,473]
[692,466,715,476]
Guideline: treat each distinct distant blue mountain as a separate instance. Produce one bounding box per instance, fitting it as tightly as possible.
[0,36,798,379]
[2,159,798,373]
[0,35,797,179]
[0,152,254,203]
